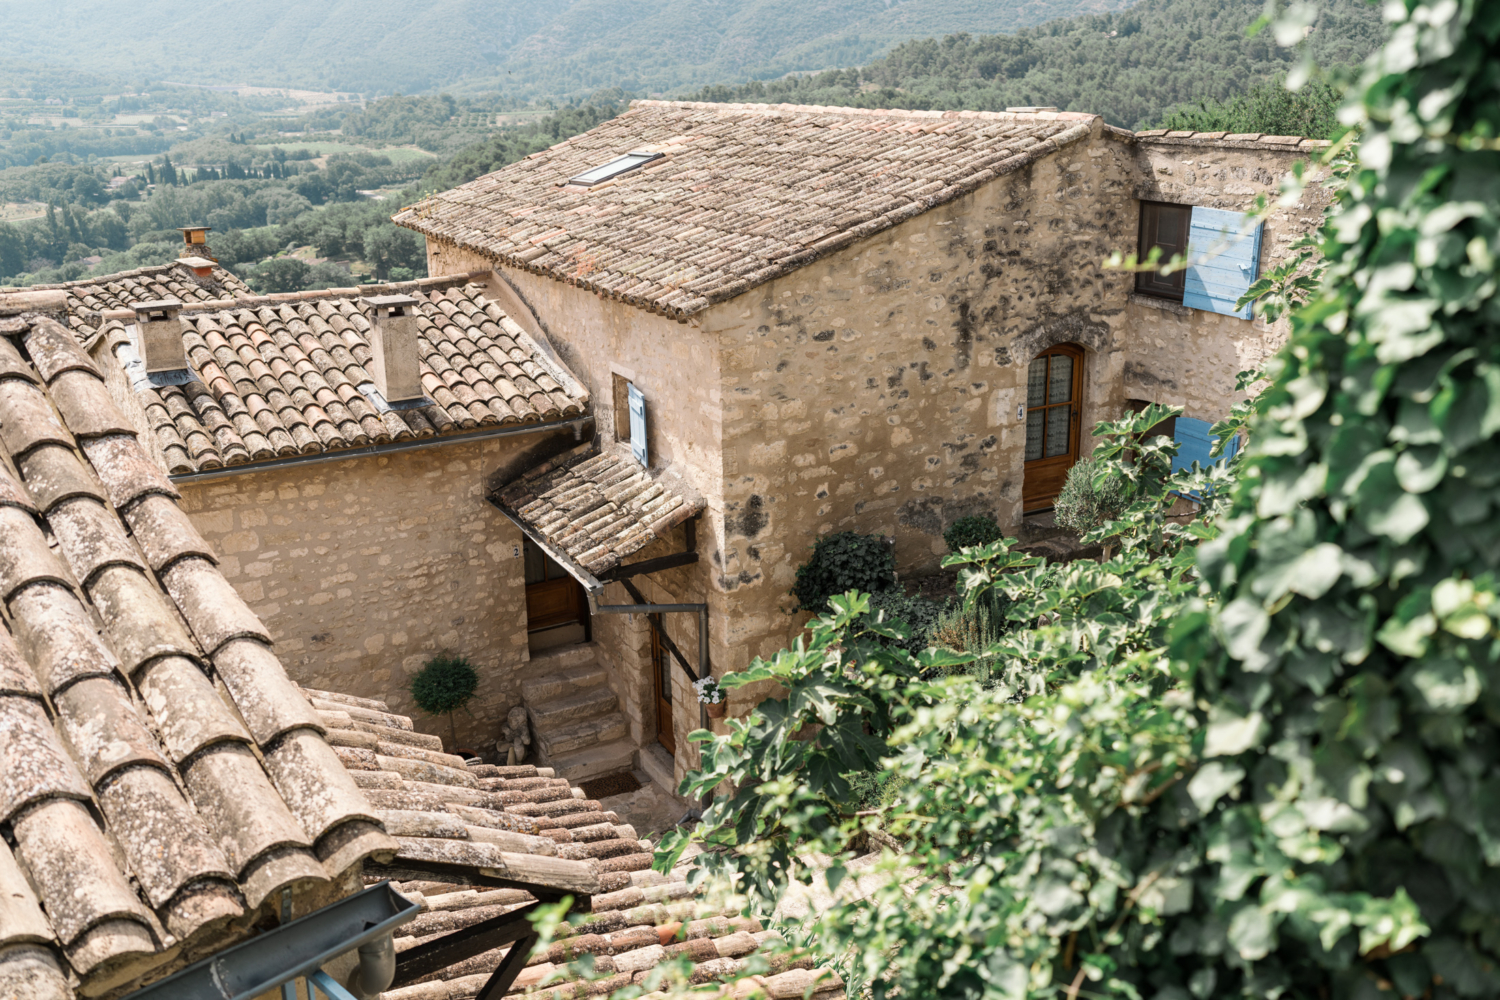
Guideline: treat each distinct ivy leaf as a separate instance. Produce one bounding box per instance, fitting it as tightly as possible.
[1204,707,1268,757]
[1187,761,1245,813]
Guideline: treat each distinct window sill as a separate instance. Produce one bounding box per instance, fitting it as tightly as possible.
[1129,292,1193,316]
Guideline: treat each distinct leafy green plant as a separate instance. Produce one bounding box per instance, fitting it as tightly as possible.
[1052,457,1134,536]
[929,595,1006,659]
[408,653,478,750]
[662,1,1500,994]
[789,531,895,612]
[943,513,1004,552]
[863,589,944,659]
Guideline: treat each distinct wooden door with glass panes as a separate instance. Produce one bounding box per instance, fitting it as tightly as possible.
[1022,344,1085,511]
[650,614,675,755]
[523,539,585,632]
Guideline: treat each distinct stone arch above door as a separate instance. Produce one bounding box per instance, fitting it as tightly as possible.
[1009,313,1111,366]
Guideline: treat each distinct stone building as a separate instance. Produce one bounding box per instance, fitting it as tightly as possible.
[395,100,1335,780]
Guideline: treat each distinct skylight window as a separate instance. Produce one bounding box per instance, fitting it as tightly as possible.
[568,151,663,187]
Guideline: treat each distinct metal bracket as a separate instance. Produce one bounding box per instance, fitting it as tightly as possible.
[123,882,420,1000]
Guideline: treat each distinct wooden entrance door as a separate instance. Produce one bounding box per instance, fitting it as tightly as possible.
[650,614,675,755]
[523,539,585,632]
[1022,344,1085,511]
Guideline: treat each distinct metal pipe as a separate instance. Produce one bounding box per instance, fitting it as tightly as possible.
[169,416,593,485]
[344,933,396,999]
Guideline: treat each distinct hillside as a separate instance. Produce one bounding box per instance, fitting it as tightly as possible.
[686,0,1386,128]
[0,0,1139,99]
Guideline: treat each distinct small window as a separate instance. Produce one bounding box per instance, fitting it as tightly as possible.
[612,373,632,441]
[1136,201,1192,300]
[568,151,662,187]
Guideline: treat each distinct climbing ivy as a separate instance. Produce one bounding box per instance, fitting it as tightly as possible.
[658,0,1500,995]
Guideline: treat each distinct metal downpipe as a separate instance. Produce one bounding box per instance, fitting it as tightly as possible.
[344,933,397,999]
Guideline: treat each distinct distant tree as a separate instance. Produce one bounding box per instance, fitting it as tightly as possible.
[1152,73,1348,138]
[250,256,309,293]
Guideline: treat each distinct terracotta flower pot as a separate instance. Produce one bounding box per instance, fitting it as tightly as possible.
[706,701,727,719]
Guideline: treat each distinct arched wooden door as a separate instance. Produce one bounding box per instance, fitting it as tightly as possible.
[1022,343,1085,512]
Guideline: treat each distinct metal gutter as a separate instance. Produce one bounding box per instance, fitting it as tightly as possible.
[168,417,593,485]
[124,881,420,1000]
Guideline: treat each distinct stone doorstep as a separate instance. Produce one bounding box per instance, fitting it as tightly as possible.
[527,685,619,731]
[520,661,610,705]
[637,741,678,795]
[520,641,600,678]
[541,737,638,783]
[536,711,629,757]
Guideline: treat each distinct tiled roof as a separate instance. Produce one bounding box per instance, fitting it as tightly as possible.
[6,260,253,347]
[1128,127,1333,150]
[85,276,589,475]
[395,101,1096,319]
[0,290,397,999]
[309,691,842,1000]
[494,448,705,581]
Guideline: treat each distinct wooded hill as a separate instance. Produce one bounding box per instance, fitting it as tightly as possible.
[687,0,1385,129]
[0,0,1139,99]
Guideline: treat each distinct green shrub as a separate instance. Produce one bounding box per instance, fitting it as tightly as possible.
[408,653,478,749]
[863,589,943,658]
[790,531,895,612]
[1052,457,1133,534]
[942,513,1003,552]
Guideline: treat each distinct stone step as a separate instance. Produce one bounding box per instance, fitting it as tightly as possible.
[520,662,610,706]
[521,642,599,678]
[527,686,618,733]
[536,712,628,758]
[541,738,638,784]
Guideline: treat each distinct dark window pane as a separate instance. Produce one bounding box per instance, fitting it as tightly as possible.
[523,540,547,584]
[1026,408,1043,461]
[1045,406,1071,457]
[1048,354,1073,404]
[1136,201,1191,300]
[1027,358,1046,408]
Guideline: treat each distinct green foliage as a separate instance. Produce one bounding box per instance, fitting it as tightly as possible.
[408,653,479,718]
[686,0,1385,128]
[864,589,945,659]
[248,257,309,294]
[665,0,1500,995]
[929,593,1007,656]
[943,512,1004,552]
[790,531,896,613]
[1152,72,1349,139]
[1052,456,1134,534]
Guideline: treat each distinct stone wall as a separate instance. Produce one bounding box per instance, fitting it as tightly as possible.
[175,429,580,751]
[1118,132,1336,421]
[702,121,1142,667]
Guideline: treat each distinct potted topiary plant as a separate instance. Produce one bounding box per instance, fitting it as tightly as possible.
[407,652,479,755]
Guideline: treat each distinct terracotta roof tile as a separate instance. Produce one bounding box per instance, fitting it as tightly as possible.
[495,449,705,580]
[0,297,397,996]
[73,277,589,475]
[395,100,1096,318]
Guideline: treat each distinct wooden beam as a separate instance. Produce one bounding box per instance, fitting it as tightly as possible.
[391,903,544,987]
[361,859,587,904]
[621,578,699,682]
[600,550,698,581]
[477,932,539,1000]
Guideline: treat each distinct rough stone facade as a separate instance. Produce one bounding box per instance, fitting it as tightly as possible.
[416,119,1336,778]
[174,428,582,750]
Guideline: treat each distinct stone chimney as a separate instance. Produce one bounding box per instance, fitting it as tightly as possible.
[132,300,185,373]
[360,295,423,404]
[177,226,216,262]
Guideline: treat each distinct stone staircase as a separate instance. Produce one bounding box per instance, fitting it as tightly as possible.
[520,643,635,783]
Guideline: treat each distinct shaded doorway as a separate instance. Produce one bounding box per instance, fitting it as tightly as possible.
[524,539,587,650]
[650,613,675,755]
[1022,343,1085,512]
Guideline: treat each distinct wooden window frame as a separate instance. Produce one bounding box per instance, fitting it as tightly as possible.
[612,373,632,442]
[1021,343,1086,513]
[1136,201,1193,302]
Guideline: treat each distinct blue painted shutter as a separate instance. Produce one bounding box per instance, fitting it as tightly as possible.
[628,382,648,467]
[1183,207,1263,319]
[1171,417,1215,474]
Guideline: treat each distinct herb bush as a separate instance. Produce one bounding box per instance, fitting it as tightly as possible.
[790,531,895,612]
[864,589,945,659]
[408,652,478,750]
[943,513,1005,552]
[662,6,1500,991]
[1052,457,1134,534]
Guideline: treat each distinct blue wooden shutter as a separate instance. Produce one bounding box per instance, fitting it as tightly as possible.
[628,382,648,467]
[1183,207,1263,319]
[1171,417,1215,474]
